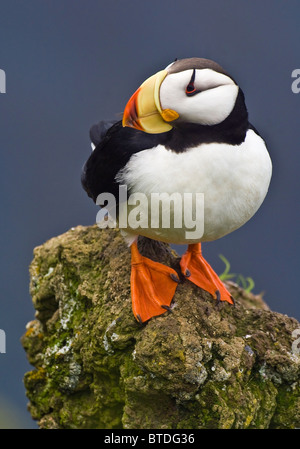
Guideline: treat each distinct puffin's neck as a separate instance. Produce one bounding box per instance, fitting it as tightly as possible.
[164,88,249,153]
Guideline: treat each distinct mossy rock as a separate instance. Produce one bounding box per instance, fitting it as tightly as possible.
[22,225,300,429]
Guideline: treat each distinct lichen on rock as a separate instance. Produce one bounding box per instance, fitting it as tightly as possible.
[22,225,300,429]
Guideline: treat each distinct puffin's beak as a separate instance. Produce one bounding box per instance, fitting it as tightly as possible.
[122,69,179,134]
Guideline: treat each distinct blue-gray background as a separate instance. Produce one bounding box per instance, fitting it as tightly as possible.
[0,0,299,428]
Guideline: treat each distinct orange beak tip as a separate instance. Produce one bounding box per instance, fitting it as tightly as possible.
[122,88,141,129]
[122,70,174,134]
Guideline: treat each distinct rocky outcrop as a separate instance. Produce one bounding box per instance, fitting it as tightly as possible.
[22,225,300,429]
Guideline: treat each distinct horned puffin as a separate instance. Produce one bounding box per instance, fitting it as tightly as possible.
[81,57,272,324]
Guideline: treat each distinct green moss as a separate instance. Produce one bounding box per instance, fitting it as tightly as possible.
[24,367,47,384]
[270,384,300,428]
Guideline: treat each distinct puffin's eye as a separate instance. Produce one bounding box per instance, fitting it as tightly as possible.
[185,69,201,96]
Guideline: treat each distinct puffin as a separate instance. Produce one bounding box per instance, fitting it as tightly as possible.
[81,57,272,324]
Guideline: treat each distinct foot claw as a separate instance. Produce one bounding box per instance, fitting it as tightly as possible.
[170,273,180,283]
[136,314,144,325]
[180,244,234,306]
[161,305,172,312]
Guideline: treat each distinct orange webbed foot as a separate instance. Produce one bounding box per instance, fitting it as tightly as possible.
[180,243,234,305]
[130,241,180,323]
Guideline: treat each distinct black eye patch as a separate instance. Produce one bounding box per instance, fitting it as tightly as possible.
[185,69,201,96]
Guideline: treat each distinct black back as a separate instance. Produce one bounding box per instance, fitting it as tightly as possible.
[81,121,169,204]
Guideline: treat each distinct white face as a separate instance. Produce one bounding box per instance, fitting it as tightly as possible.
[159,68,239,126]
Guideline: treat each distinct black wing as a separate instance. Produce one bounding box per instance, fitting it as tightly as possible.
[81,120,168,205]
[89,120,118,147]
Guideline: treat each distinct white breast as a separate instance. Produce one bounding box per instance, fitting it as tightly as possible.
[116,129,272,244]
